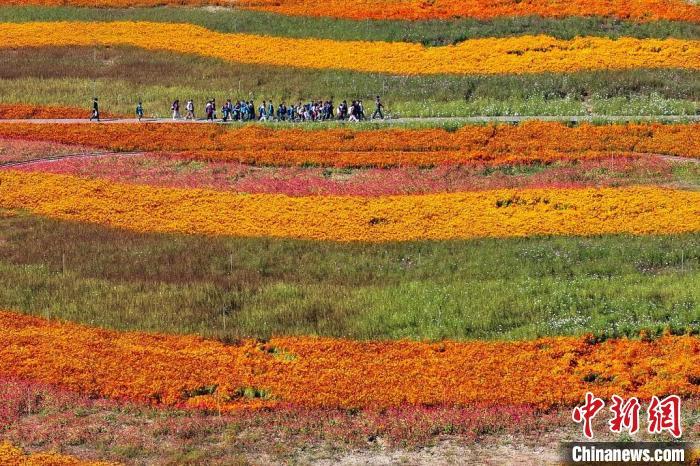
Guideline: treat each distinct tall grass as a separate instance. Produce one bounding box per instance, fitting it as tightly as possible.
[1,78,694,118]
[1,212,698,341]
[0,46,697,117]
[0,6,698,43]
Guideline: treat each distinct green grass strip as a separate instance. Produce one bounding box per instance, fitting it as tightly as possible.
[0,46,697,118]
[0,6,699,43]
[3,76,696,118]
[1,212,698,341]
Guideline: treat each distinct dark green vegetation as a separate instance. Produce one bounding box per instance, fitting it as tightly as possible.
[1,210,698,341]
[0,46,697,117]
[1,6,699,44]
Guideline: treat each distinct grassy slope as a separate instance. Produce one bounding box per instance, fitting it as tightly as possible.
[0,47,697,117]
[1,6,698,44]
[1,211,698,341]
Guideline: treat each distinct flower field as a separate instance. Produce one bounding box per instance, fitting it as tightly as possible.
[15,155,681,195]
[0,376,555,459]
[0,22,698,76]
[0,442,112,465]
[2,310,700,412]
[0,104,124,121]
[237,0,700,22]
[1,0,698,22]
[1,170,699,241]
[0,121,697,167]
[0,104,109,120]
[1,0,700,462]
[0,137,96,164]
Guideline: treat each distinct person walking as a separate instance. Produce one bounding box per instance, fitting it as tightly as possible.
[205,99,214,122]
[185,99,195,120]
[348,101,358,122]
[372,95,384,119]
[171,99,181,119]
[135,101,144,122]
[222,99,232,122]
[89,97,99,122]
[267,100,275,121]
[259,100,267,121]
[338,100,348,120]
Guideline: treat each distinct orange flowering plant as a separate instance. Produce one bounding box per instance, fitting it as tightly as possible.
[0,22,697,75]
[0,442,115,466]
[0,171,698,241]
[0,104,123,120]
[0,0,697,22]
[1,310,700,412]
[237,0,700,22]
[0,121,697,167]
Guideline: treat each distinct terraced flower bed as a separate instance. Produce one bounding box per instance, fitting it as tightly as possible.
[1,0,699,462]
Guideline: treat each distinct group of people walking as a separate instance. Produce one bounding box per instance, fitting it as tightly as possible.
[169,99,198,120]
[139,96,385,122]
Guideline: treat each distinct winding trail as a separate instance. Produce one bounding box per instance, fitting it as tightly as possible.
[0,116,698,170]
[658,154,700,164]
[0,151,143,168]
[2,150,698,172]
[0,115,698,125]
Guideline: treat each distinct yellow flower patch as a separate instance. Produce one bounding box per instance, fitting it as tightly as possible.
[0,22,697,75]
[0,171,698,242]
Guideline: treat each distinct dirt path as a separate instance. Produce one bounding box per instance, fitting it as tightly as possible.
[659,154,700,164]
[1,149,697,173]
[0,151,143,168]
[0,114,698,125]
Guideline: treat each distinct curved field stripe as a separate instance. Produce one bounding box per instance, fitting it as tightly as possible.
[2,7,699,43]
[33,148,648,168]
[0,103,124,119]
[0,0,698,23]
[0,22,698,75]
[0,122,697,167]
[0,442,113,466]
[0,171,699,241]
[242,0,700,23]
[0,47,698,103]
[14,155,676,196]
[2,310,700,411]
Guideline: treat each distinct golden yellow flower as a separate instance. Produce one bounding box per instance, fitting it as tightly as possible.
[0,441,116,465]
[2,310,700,411]
[0,22,697,75]
[1,171,698,241]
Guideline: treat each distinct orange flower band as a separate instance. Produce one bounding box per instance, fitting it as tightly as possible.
[0,22,697,75]
[1,310,699,412]
[0,171,698,241]
[0,0,697,23]
[0,122,697,168]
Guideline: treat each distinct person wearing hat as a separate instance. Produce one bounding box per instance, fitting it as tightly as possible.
[185,99,195,120]
[205,99,214,122]
[89,97,99,122]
